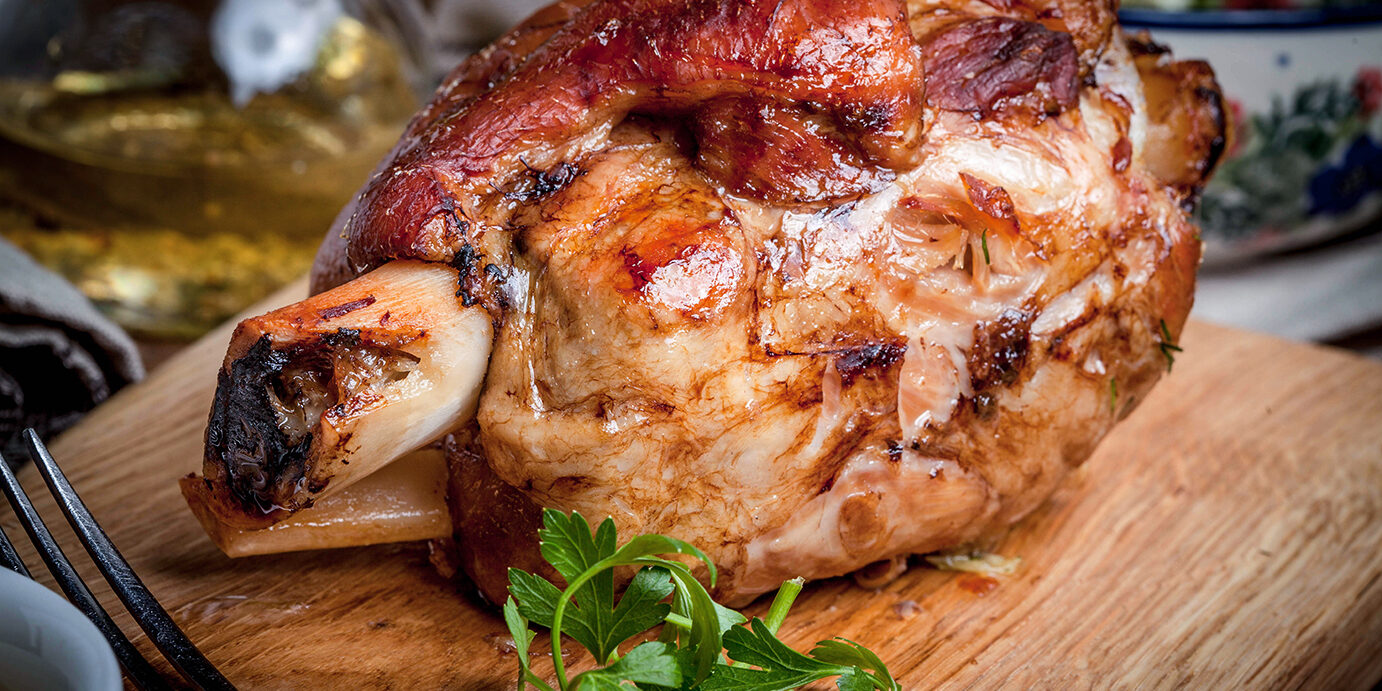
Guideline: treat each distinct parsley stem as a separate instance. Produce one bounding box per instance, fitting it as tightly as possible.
[525,673,556,691]
[664,612,694,630]
[551,567,605,690]
[764,578,805,635]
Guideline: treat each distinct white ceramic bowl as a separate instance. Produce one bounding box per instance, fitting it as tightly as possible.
[0,567,121,691]
[1121,7,1382,263]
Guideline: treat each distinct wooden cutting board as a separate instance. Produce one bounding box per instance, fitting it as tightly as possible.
[8,278,1382,690]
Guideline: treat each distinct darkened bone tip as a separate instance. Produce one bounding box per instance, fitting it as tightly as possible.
[205,336,312,516]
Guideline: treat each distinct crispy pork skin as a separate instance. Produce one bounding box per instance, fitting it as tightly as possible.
[194,0,1223,604]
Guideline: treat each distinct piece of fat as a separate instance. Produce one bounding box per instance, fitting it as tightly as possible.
[181,448,451,556]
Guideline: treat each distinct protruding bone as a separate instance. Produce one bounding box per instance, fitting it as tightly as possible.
[180,449,451,556]
[1129,36,1226,197]
[192,260,491,529]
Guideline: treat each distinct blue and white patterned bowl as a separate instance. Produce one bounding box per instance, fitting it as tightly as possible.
[1121,6,1382,263]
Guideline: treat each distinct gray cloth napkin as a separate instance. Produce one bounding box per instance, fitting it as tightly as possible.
[0,238,144,466]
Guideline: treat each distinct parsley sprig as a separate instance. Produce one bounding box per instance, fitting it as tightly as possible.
[504,509,901,690]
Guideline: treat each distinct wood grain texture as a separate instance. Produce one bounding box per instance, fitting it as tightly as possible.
[6,277,1382,690]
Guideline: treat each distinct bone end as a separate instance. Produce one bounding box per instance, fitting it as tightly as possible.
[196,260,492,530]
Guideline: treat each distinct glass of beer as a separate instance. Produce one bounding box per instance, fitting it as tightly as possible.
[0,0,430,338]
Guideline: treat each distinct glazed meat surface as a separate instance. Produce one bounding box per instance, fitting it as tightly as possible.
[202,0,1223,604]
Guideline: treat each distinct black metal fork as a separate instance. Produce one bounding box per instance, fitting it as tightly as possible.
[0,429,235,690]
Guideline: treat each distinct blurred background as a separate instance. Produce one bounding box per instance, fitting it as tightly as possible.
[0,0,433,342]
[0,0,1378,453]
[1120,0,1382,358]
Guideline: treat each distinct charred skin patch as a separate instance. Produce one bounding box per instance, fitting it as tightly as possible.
[970,309,1033,389]
[921,17,1079,118]
[321,327,361,348]
[834,342,907,387]
[514,161,579,202]
[316,296,376,320]
[451,243,514,321]
[968,309,1034,418]
[1125,32,1171,58]
[692,96,895,205]
[886,439,904,462]
[451,243,481,307]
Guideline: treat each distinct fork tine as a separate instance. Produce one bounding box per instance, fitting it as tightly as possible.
[0,449,171,691]
[0,519,31,576]
[24,430,236,691]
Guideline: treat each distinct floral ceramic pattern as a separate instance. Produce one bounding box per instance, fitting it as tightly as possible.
[1196,67,1382,241]
[1125,0,1378,10]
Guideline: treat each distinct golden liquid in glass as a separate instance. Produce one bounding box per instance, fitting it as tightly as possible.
[0,17,418,339]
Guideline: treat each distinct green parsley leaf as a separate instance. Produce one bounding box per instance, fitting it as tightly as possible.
[533,511,622,661]
[570,642,682,690]
[509,565,675,664]
[809,639,901,691]
[712,600,749,636]
[537,511,726,687]
[701,618,858,690]
[503,596,555,691]
[505,510,895,691]
[606,567,676,655]
[509,567,562,628]
[593,530,725,679]
[837,673,875,691]
[539,509,617,583]
[980,229,991,265]
[624,556,724,683]
[628,646,708,691]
